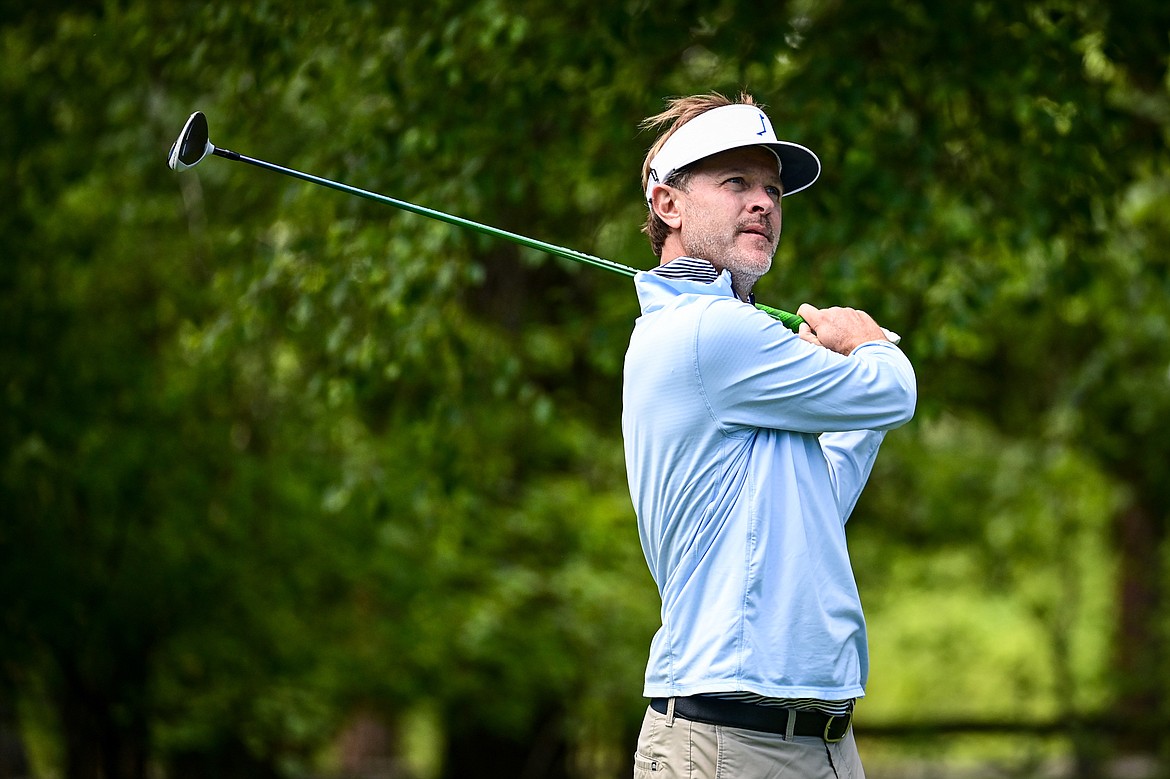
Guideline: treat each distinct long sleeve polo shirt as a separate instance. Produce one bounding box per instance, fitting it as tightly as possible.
[622,262,916,701]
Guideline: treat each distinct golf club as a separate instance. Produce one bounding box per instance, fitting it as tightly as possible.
[168,111,899,341]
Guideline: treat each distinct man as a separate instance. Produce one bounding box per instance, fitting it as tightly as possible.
[623,93,917,778]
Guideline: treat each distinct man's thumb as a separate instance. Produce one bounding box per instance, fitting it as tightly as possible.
[797,303,820,326]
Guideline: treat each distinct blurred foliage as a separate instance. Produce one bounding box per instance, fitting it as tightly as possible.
[2,0,1169,777]
[857,415,1119,722]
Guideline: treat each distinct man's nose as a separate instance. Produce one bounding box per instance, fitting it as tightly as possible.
[747,186,776,213]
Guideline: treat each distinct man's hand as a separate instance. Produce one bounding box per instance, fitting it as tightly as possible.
[797,303,889,355]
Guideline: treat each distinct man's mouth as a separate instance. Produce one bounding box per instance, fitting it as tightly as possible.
[739,223,773,242]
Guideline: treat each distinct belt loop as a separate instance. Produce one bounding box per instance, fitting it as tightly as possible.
[784,708,796,741]
[666,697,676,728]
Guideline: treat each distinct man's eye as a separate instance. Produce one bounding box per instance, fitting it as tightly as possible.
[766,186,782,198]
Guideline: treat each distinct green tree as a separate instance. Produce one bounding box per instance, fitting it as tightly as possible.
[4,1,1170,777]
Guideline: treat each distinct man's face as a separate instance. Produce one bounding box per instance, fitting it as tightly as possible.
[676,146,783,292]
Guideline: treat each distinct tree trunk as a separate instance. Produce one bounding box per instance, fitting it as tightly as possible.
[441,704,569,779]
[0,695,30,779]
[57,660,150,779]
[1112,500,1166,754]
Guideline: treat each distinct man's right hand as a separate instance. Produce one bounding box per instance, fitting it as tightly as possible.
[797,303,889,356]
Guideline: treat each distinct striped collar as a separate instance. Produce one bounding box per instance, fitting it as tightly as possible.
[648,257,755,304]
[649,256,720,284]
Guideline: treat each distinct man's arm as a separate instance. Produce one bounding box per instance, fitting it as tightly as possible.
[697,300,916,435]
[820,428,887,522]
[796,303,910,521]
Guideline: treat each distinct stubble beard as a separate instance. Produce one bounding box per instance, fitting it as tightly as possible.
[682,217,777,300]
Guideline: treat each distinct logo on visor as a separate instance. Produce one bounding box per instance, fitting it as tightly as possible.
[756,114,768,136]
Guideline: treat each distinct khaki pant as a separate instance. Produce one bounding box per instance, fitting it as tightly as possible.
[633,703,865,779]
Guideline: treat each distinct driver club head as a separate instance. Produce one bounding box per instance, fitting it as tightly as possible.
[167,111,214,171]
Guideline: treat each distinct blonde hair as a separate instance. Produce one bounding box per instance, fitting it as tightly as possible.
[640,92,761,257]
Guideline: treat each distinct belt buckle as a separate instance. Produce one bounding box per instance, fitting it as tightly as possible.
[822,713,851,743]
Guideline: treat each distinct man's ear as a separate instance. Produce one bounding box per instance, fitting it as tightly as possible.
[649,186,683,229]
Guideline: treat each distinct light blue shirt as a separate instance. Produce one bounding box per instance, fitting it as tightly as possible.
[622,264,916,701]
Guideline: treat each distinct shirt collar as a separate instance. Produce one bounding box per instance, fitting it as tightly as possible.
[648,257,755,303]
[649,256,719,284]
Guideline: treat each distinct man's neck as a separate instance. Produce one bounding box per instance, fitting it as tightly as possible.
[730,275,757,303]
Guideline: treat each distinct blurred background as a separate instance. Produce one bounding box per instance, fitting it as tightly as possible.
[3,1,1169,777]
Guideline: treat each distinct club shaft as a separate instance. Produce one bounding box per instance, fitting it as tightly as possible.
[208,146,812,334]
[212,148,640,277]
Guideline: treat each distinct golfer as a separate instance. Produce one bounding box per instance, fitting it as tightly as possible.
[623,93,917,778]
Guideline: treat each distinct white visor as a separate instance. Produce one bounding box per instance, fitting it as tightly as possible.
[644,104,821,203]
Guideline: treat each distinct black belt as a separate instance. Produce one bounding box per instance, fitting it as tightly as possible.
[650,696,852,743]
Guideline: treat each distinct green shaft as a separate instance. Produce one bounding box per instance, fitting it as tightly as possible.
[214,147,806,332]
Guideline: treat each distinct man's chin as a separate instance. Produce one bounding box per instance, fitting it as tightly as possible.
[730,253,774,276]
[722,256,772,292]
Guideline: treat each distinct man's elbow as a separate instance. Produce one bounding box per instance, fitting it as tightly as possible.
[891,376,917,428]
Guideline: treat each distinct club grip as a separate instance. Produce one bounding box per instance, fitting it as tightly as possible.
[754,302,902,344]
[754,302,804,332]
